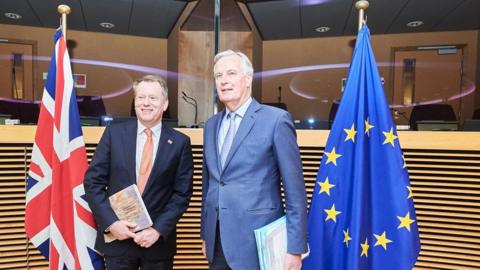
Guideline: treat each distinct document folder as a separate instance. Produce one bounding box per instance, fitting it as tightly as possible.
[254,215,309,270]
[104,184,153,243]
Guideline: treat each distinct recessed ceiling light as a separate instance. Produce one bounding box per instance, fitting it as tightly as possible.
[315,26,330,33]
[406,20,423,28]
[99,22,115,29]
[4,12,22,20]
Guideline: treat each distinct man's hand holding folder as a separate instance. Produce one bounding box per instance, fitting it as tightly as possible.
[106,220,136,241]
[104,184,153,243]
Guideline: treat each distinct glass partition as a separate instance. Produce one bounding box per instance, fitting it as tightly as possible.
[0,0,478,130]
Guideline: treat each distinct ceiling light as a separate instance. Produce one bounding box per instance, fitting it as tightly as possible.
[4,12,22,20]
[99,22,115,29]
[315,26,330,33]
[406,20,423,28]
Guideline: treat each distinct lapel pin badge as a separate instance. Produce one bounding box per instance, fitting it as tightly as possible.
[168,139,173,144]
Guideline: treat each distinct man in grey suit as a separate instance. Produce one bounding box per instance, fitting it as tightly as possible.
[201,50,308,270]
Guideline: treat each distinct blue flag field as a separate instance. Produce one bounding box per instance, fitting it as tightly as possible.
[302,25,420,270]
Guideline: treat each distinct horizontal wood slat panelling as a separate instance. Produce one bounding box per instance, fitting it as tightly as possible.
[0,127,479,269]
[405,147,480,269]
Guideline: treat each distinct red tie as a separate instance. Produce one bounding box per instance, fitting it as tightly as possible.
[137,128,153,194]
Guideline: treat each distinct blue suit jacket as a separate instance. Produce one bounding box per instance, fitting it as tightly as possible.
[84,120,193,258]
[201,99,308,269]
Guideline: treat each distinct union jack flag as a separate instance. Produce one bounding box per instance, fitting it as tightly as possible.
[25,29,104,270]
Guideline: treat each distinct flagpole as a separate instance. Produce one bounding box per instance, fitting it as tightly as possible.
[355,0,369,31]
[57,4,71,40]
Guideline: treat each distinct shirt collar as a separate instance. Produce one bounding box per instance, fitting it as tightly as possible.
[137,121,162,137]
[225,97,252,119]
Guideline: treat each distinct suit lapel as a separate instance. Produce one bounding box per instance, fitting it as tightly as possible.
[123,120,138,185]
[222,99,261,172]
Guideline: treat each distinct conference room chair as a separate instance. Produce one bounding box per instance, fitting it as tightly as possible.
[409,104,456,131]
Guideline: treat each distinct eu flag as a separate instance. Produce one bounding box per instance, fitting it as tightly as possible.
[302,26,420,270]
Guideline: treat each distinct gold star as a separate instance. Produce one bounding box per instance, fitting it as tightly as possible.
[402,154,407,168]
[325,147,342,166]
[344,124,357,143]
[397,212,416,231]
[374,231,392,250]
[382,128,398,147]
[324,204,342,223]
[407,186,413,199]
[360,238,369,257]
[365,118,374,136]
[318,177,335,196]
[343,228,352,247]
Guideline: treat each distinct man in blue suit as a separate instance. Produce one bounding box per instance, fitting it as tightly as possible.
[84,75,193,269]
[201,50,308,270]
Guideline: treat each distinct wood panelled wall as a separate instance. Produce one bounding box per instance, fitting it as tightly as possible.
[0,127,479,269]
[177,31,253,127]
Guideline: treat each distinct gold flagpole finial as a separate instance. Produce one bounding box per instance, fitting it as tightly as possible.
[57,4,71,40]
[355,0,369,32]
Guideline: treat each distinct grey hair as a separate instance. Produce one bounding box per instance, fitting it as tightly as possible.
[214,50,254,76]
[133,75,168,100]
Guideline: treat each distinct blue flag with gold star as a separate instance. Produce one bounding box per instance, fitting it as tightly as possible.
[302,26,420,270]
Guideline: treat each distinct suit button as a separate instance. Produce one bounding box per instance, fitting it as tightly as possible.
[220,181,225,186]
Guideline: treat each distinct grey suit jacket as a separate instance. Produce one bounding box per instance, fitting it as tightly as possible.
[201,99,308,269]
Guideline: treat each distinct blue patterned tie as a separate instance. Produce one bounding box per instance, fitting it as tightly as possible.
[220,113,236,168]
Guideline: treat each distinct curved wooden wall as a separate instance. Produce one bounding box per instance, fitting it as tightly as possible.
[0,126,479,269]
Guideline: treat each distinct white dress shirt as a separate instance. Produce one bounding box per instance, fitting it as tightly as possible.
[218,97,252,151]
